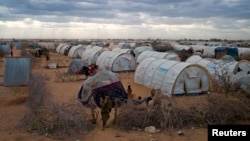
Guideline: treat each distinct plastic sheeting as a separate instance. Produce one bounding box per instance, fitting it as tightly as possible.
[67,59,86,74]
[186,55,250,80]
[77,70,128,108]
[81,46,103,65]
[135,58,210,96]
[136,50,180,64]
[133,46,153,58]
[68,44,85,58]
[96,51,136,72]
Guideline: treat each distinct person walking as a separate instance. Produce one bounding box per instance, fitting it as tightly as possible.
[100,95,112,130]
[127,85,132,98]
[10,49,13,57]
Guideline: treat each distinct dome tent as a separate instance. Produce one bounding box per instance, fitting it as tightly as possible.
[81,46,103,65]
[237,75,250,94]
[136,50,180,64]
[56,43,67,53]
[96,51,136,72]
[0,43,11,54]
[134,58,211,97]
[112,48,137,57]
[67,59,86,74]
[220,54,235,61]
[133,46,153,58]
[77,70,128,108]
[173,44,216,58]
[186,55,250,77]
[112,48,131,53]
[59,44,71,55]
[68,44,86,58]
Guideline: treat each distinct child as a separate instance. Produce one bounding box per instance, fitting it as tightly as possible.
[127,85,132,98]
[100,95,112,130]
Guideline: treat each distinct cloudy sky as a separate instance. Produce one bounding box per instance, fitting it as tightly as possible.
[0,0,250,40]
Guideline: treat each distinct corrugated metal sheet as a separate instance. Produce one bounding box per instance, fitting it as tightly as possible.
[4,57,30,86]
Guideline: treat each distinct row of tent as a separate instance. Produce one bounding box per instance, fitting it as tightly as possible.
[185,55,250,93]
[134,55,250,96]
[67,48,165,73]
[3,41,249,97]
[58,42,250,97]
[173,44,250,59]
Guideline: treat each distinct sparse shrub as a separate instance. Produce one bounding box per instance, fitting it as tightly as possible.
[213,60,239,94]
[21,72,93,139]
[22,103,93,139]
[26,72,50,111]
[239,51,250,61]
[190,94,250,125]
[152,41,174,52]
[115,95,202,131]
[21,45,29,57]
[115,93,250,131]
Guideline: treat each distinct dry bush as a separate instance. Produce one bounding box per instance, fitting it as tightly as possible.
[22,103,93,139]
[152,41,174,52]
[115,96,202,131]
[21,72,93,139]
[26,72,51,111]
[210,77,240,95]
[240,51,250,61]
[189,94,250,125]
[21,45,29,57]
[54,69,82,82]
[21,46,43,69]
[114,101,150,130]
[115,93,250,131]
[211,60,243,94]
[53,55,71,68]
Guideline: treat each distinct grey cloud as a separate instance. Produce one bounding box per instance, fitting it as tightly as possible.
[0,0,249,28]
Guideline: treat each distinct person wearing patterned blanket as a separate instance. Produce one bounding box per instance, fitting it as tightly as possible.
[91,81,128,108]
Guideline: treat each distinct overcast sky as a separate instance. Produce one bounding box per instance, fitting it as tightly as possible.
[0,0,250,40]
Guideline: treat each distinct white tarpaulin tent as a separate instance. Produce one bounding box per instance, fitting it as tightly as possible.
[112,48,131,53]
[59,44,71,55]
[133,46,153,58]
[186,55,250,77]
[173,44,216,57]
[0,43,11,54]
[136,51,180,64]
[238,47,250,56]
[81,46,103,65]
[38,42,56,50]
[67,59,86,74]
[134,58,211,96]
[118,42,136,49]
[56,43,68,53]
[68,44,86,58]
[96,51,136,72]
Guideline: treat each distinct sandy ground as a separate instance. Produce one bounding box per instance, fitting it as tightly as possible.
[0,49,207,141]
